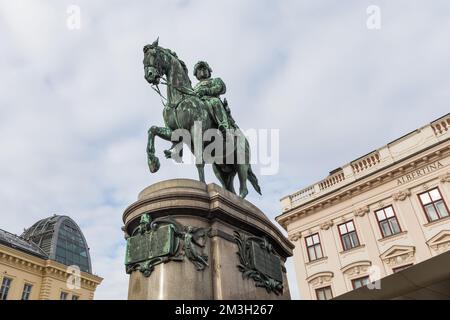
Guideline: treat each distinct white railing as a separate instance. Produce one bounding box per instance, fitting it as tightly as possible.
[351,151,381,174]
[318,169,345,190]
[431,114,450,137]
[290,186,315,206]
[281,114,450,211]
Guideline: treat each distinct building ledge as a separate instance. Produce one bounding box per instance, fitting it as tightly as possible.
[306,256,328,266]
[339,244,366,255]
[424,215,450,228]
[378,231,408,243]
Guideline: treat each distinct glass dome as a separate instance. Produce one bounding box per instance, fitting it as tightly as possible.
[21,215,92,273]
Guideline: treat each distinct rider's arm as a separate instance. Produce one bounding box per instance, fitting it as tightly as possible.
[208,78,226,96]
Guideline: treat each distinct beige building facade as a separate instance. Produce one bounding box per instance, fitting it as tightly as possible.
[276,113,450,300]
[0,242,102,300]
[0,215,102,300]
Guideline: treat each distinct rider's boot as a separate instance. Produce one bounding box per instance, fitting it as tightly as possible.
[214,106,231,135]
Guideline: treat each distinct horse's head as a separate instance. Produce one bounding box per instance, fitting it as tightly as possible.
[143,38,166,85]
[143,38,191,87]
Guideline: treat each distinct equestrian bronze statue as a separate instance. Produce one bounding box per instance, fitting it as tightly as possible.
[143,38,261,198]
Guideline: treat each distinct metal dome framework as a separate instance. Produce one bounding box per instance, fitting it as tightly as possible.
[21,215,92,273]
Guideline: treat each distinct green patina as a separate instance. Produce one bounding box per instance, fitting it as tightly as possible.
[125,213,210,277]
[234,231,284,295]
[143,38,261,198]
[125,224,175,266]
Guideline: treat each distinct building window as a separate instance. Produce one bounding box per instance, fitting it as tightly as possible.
[352,276,370,289]
[55,219,90,273]
[305,233,323,261]
[375,206,401,238]
[392,264,413,273]
[60,291,69,300]
[315,286,333,300]
[21,283,33,300]
[418,188,449,222]
[0,277,12,300]
[72,295,79,300]
[338,220,360,251]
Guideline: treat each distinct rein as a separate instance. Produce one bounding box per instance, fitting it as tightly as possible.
[160,78,197,97]
[151,77,198,108]
[151,84,167,106]
[151,77,197,130]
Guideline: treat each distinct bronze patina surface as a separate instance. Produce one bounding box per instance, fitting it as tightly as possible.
[125,224,175,266]
[123,180,293,299]
[234,231,284,295]
[125,213,209,278]
[251,241,283,283]
[143,38,261,198]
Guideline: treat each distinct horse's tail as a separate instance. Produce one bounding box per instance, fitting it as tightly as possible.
[247,166,262,195]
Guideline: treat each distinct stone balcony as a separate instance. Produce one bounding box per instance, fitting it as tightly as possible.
[280,113,450,212]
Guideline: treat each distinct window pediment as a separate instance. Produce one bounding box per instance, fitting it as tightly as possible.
[341,260,371,276]
[380,245,415,266]
[427,230,450,253]
[306,271,333,287]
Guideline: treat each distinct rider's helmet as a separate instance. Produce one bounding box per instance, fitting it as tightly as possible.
[193,61,212,78]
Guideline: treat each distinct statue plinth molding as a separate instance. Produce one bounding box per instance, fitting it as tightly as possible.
[122,179,293,300]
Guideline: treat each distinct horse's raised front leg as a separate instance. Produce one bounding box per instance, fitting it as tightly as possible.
[147,126,172,173]
[164,142,183,160]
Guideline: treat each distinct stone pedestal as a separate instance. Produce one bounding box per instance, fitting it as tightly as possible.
[122,179,294,300]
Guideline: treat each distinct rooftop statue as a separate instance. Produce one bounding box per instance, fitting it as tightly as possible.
[143,38,261,198]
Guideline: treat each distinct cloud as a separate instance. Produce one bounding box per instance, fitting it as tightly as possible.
[0,0,449,299]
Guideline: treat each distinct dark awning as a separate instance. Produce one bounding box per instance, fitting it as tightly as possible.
[334,250,450,300]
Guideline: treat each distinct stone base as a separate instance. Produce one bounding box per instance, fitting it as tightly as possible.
[122,179,293,300]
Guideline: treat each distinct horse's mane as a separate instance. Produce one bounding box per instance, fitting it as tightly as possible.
[161,48,189,78]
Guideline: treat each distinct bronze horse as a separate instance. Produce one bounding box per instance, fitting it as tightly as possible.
[143,39,261,198]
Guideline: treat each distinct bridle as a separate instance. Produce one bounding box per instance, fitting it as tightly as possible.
[146,49,199,111]
[150,76,198,108]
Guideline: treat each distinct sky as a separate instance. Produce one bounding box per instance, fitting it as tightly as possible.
[0,0,449,300]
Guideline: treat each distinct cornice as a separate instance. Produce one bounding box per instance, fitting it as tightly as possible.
[0,244,102,286]
[1,244,46,273]
[44,260,103,285]
[123,181,295,258]
[277,142,450,228]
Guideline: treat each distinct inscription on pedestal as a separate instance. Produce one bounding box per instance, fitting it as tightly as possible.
[125,225,175,265]
[125,214,210,277]
[251,241,283,283]
[234,231,284,295]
